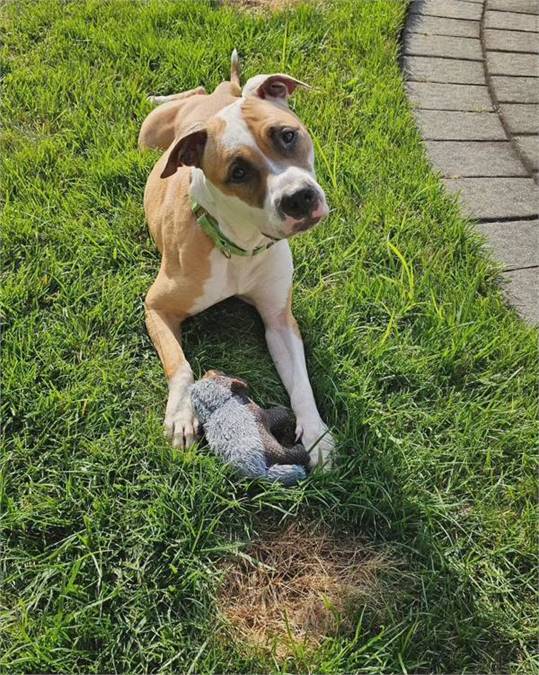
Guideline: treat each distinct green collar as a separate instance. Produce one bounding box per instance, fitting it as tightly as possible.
[191,200,275,258]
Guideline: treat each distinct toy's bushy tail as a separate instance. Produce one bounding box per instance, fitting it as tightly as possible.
[266,464,307,486]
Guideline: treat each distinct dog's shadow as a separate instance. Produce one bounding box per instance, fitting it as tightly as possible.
[178,298,512,670]
[181,296,288,407]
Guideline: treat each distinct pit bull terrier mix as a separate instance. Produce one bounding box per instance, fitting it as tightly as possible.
[139,50,334,468]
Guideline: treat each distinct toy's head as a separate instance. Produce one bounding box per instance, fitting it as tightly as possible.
[190,370,250,424]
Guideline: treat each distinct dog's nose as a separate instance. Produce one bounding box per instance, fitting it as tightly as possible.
[280,188,316,219]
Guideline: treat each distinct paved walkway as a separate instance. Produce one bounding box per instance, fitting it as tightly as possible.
[402,0,538,324]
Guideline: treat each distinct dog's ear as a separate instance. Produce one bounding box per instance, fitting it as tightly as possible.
[160,127,208,179]
[229,377,249,395]
[242,74,310,105]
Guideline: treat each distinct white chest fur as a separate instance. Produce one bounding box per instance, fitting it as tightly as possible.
[189,240,293,315]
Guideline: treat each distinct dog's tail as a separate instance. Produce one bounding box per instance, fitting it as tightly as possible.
[266,464,307,486]
[230,48,240,88]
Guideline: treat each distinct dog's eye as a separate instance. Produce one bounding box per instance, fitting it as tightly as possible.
[281,128,296,145]
[230,164,249,182]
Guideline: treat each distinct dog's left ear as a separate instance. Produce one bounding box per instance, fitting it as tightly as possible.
[242,74,310,105]
[160,125,208,179]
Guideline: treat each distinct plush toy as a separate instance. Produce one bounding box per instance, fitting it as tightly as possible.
[190,370,310,486]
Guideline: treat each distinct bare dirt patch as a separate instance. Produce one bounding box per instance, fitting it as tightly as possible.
[219,522,396,654]
[222,0,314,12]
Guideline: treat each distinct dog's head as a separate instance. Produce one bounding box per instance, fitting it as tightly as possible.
[160,74,328,240]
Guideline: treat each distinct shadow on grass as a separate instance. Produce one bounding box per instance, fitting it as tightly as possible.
[172,298,524,673]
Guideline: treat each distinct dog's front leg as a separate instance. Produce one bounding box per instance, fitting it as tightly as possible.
[254,300,335,470]
[145,303,198,449]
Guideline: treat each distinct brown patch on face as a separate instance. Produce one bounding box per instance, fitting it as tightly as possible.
[218,522,400,657]
[201,116,268,210]
[241,97,313,170]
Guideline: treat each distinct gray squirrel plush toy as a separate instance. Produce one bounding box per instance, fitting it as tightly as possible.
[190,370,310,486]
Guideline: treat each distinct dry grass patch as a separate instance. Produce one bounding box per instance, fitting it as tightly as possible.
[222,0,315,12]
[219,522,395,654]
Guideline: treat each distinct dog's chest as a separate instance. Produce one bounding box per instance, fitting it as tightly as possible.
[189,249,262,313]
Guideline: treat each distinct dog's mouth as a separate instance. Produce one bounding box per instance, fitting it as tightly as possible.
[293,214,323,232]
[289,201,329,234]
[265,214,321,240]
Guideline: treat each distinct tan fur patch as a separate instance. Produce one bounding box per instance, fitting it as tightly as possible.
[144,165,214,377]
[241,96,313,170]
[139,81,240,154]
[201,116,269,209]
[140,80,247,381]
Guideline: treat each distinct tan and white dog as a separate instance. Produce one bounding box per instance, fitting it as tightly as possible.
[139,51,334,468]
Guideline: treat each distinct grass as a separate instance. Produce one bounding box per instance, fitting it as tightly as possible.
[0,0,537,672]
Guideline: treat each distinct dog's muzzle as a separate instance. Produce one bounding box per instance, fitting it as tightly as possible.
[277,186,328,233]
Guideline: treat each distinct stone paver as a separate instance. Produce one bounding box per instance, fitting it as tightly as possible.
[490,76,539,103]
[502,268,539,324]
[425,141,527,176]
[403,56,485,84]
[514,135,539,169]
[404,33,483,60]
[487,52,539,77]
[500,103,539,134]
[407,82,493,110]
[412,110,506,139]
[409,0,483,20]
[486,52,539,75]
[487,0,539,15]
[443,177,538,219]
[484,28,539,53]
[485,9,539,31]
[406,14,480,38]
[403,0,539,324]
[476,220,539,269]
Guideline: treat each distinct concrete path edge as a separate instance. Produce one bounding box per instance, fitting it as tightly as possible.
[402,0,538,324]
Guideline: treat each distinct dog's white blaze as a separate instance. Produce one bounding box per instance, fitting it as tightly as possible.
[216,99,259,151]
[268,165,315,193]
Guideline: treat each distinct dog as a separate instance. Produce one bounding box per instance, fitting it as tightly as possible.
[139,50,334,468]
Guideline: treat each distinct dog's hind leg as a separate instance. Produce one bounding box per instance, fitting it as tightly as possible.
[139,86,207,151]
[147,86,206,106]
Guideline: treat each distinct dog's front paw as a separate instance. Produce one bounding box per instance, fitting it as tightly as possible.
[164,402,199,449]
[296,420,335,471]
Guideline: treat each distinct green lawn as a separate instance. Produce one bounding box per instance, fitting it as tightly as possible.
[1,0,537,672]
